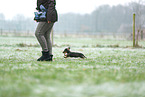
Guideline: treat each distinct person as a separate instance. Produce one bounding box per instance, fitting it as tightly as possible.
[35,0,58,61]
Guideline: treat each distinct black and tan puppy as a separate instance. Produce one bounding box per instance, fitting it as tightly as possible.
[63,47,86,59]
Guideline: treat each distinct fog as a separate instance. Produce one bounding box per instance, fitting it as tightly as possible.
[0,0,144,39]
[0,0,132,19]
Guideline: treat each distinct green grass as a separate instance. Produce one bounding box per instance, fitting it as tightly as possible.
[0,36,145,97]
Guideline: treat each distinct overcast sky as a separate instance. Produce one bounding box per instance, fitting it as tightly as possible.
[0,0,136,20]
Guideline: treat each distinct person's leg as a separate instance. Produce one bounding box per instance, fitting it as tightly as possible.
[45,23,54,55]
[35,22,50,52]
[35,22,53,61]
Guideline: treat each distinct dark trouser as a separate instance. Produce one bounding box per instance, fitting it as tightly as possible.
[35,22,54,55]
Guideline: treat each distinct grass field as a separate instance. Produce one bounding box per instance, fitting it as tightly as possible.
[0,36,145,97]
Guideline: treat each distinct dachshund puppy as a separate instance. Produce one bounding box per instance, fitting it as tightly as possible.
[63,47,86,59]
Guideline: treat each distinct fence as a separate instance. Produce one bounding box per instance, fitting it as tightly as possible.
[0,29,35,36]
[0,29,145,40]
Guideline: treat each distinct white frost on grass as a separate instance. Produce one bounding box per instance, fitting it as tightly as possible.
[95,65,121,71]
[9,63,47,71]
[82,65,94,69]
[127,66,138,69]
[0,63,4,67]
[55,64,68,69]
[33,82,145,97]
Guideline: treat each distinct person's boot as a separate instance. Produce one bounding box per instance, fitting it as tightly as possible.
[37,51,50,61]
[49,55,53,61]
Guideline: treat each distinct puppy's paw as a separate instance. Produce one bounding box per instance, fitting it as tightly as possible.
[64,53,68,58]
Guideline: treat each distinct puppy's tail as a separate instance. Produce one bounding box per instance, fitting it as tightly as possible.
[81,55,87,59]
[84,55,87,59]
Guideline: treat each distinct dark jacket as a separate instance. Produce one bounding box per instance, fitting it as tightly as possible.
[37,0,58,22]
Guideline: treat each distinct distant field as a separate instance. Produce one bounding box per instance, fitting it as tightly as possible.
[0,36,145,97]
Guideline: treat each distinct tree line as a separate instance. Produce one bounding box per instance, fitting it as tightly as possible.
[55,5,133,33]
[0,2,145,34]
[0,14,36,32]
[55,2,145,34]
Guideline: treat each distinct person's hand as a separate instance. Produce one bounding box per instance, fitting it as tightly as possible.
[48,21,51,23]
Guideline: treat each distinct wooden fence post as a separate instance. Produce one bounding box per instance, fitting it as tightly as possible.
[51,28,54,46]
[141,30,143,40]
[0,29,2,35]
[133,13,136,47]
